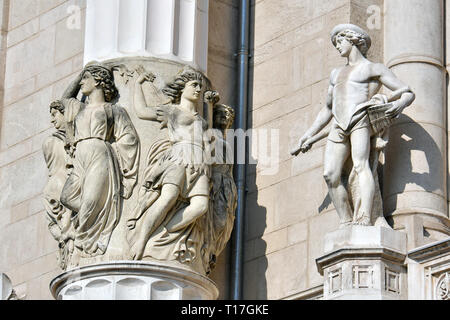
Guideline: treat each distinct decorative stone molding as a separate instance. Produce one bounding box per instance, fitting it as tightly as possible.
[50,261,219,300]
[316,226,408,300]
[435,272,449,300]
[44,56,237,299]
[0,274,17,300]
[407,238,450,300]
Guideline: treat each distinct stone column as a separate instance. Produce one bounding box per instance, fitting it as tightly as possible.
[384,0,450,247]
[84,0,209,72]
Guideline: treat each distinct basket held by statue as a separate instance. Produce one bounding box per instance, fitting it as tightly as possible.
[367,102,395,134]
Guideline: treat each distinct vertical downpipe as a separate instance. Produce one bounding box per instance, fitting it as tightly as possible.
[230,0,250,300]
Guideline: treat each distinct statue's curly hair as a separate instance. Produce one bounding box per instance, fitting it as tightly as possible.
[334,29,370,57]
[162,69,204,104]
[83,64,118,102]
[214,104,235,130]
[49,100,65,114]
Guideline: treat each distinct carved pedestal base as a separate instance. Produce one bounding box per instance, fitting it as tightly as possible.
[316,226,407,300]
[50,261,219,300]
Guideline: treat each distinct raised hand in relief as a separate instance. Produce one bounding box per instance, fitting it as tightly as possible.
[137,71,156,85]
[204,90,220,105]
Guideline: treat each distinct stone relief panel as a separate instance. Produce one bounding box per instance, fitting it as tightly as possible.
[435,272,449,300]
[42,58,237,276]
[291,24,415,229]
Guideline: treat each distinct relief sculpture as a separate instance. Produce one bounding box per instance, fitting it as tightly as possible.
[43,61,237,275]
[125,67,237,274]
[43,63,140,269]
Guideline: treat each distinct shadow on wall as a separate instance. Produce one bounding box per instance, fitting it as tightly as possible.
[243,163,268,299]
[383,114,444,216]
[240,1,268,300]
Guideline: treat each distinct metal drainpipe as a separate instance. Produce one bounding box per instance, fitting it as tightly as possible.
[230,0,250,300]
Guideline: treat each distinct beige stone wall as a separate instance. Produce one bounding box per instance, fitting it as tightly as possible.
[244,0,384,299]
[0,0,86,300]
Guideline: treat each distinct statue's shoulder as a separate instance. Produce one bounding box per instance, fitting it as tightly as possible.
[330,66,344,83]
[365,61,389,76]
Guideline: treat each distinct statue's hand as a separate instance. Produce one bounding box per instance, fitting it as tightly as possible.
[204,90,220,104]
[290,136,311,156]
[137,72,156,85]
[385,101,404,119]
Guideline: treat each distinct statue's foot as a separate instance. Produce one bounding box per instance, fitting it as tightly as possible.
[354,215,371,226]
[374,217,392,229]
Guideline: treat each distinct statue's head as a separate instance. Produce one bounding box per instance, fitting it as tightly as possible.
[213,104,235,131]
[331,24,371,57]
[49,100,65,130]
[163,68,204,104]
[81,62,118,102]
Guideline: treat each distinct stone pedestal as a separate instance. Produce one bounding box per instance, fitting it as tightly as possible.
[316,226,408,300]
[50,261,219,300]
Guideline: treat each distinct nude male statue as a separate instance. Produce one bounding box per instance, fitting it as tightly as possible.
[291,24,415,228]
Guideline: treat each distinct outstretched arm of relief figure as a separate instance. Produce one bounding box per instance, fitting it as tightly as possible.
[133,70,171,121]
[290,72,335,156]
[374,63,416,119]
[62,72,83,99]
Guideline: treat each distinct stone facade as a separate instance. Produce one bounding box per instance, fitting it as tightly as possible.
[0,0,449,300]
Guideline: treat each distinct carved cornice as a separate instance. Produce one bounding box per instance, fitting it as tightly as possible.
[408,238,450,263]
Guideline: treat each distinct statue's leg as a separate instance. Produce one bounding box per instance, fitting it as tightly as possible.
[129,183,180,260]
[323,139,353,227]
[60,171,82,213]
[166,195,209,233]
[128,186,160,224]
[350,127,375,226]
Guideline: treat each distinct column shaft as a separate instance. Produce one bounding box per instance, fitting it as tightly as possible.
[384,0,450,242]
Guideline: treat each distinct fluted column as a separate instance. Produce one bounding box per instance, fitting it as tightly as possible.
[384,0,450,245]
[84,0,209,72]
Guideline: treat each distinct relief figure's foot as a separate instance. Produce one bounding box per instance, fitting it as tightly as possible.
[128,240,146,261]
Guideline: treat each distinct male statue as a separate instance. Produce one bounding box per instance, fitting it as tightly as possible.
[291,24,415,228]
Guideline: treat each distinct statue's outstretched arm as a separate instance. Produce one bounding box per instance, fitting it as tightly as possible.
[291,76,334,156]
